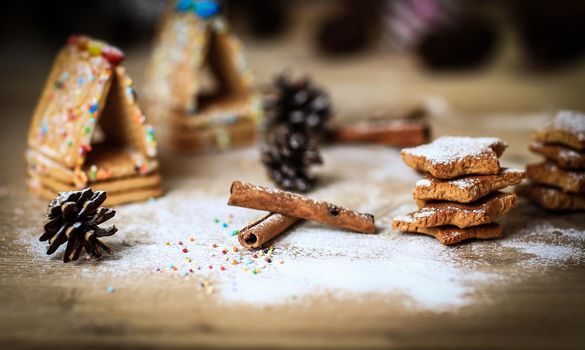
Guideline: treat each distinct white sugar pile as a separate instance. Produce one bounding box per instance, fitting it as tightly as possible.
[15,146,585,310]
[402,136,505,165]
[500,220,584,266]
[80,194,495,309]
[551,110,585,134]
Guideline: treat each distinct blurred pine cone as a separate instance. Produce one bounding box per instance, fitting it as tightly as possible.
[261,72,332,192]
[264,72,332,134]
[261,125,322,193]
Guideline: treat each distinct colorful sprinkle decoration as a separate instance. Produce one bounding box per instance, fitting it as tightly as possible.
[88,102,98,114]
[153,214,287,298]
[68,35,124,65]
[176,0,220,19]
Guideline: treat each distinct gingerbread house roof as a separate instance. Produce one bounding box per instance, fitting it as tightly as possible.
[27,35,158,172]
[144,0,257,115]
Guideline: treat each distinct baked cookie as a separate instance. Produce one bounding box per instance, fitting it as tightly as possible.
[526,162,585,194]
[392,221,502,245]
[517,184,585,211]
[413,168,525,203]
[529,141,585,170]
[401,136,507,179]
[533,110,585,151]
[394,192,518,229]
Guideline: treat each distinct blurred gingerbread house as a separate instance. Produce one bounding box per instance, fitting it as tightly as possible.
[26,35,163,205]
[144,0,262,152]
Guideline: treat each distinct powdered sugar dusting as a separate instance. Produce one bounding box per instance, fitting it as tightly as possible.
[403,136,505,165]
[500,219,585,266]
[449,177,480,190]
[415,178,432,187]
[11,146,585,311]
[417,168,525,192]
[550,110,585,136]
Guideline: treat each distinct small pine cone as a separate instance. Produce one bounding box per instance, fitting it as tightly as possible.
[261,126,322,192]
[264,72,332,134]
[39,188,117,263]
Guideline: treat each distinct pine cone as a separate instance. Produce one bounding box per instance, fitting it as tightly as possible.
[264,72,332,134]
[261,125,322,192]
[261,71,332,192]
[39,188,117,263]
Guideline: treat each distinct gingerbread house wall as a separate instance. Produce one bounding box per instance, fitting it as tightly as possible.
[145,11,256,115]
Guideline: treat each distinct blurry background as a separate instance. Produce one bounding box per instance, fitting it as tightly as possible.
[1,0,584,148]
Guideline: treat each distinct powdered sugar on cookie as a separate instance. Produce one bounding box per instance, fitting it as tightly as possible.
[401,136,507,179]
[534,111,585,150]
[447,168,524,191]
[549,110,585,136]
[403,136,506,165]
[415,179,433,188]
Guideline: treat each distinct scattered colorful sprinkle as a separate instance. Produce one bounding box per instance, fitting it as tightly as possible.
[156,215,288,294]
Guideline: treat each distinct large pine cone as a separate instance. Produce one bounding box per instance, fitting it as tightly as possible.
[261,125,322,192]
[264,72,332,134]
[39,188,117,263]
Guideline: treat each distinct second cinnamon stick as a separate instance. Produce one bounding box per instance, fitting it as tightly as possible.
[238,213,299,249]
[228,181,376,234]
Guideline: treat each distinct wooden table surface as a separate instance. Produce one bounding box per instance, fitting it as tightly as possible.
[1,36,584,349]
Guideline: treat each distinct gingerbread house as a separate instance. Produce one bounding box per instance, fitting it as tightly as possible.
[26,35,163,205]
[144,0,263,152]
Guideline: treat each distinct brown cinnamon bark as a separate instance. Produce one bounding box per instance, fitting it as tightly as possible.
[332,121,430,147]
[228,181,376,234]
[238,213,299,249]
[331,101,430,147]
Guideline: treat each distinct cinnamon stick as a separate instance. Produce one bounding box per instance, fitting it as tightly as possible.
[238,213,299,249]
[332,120,430,147]
[331,101,431,147]
[228,181,376,234]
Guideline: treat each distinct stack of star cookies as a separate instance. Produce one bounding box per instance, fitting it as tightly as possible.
[392,136,526,245]
[518,111,585,211]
